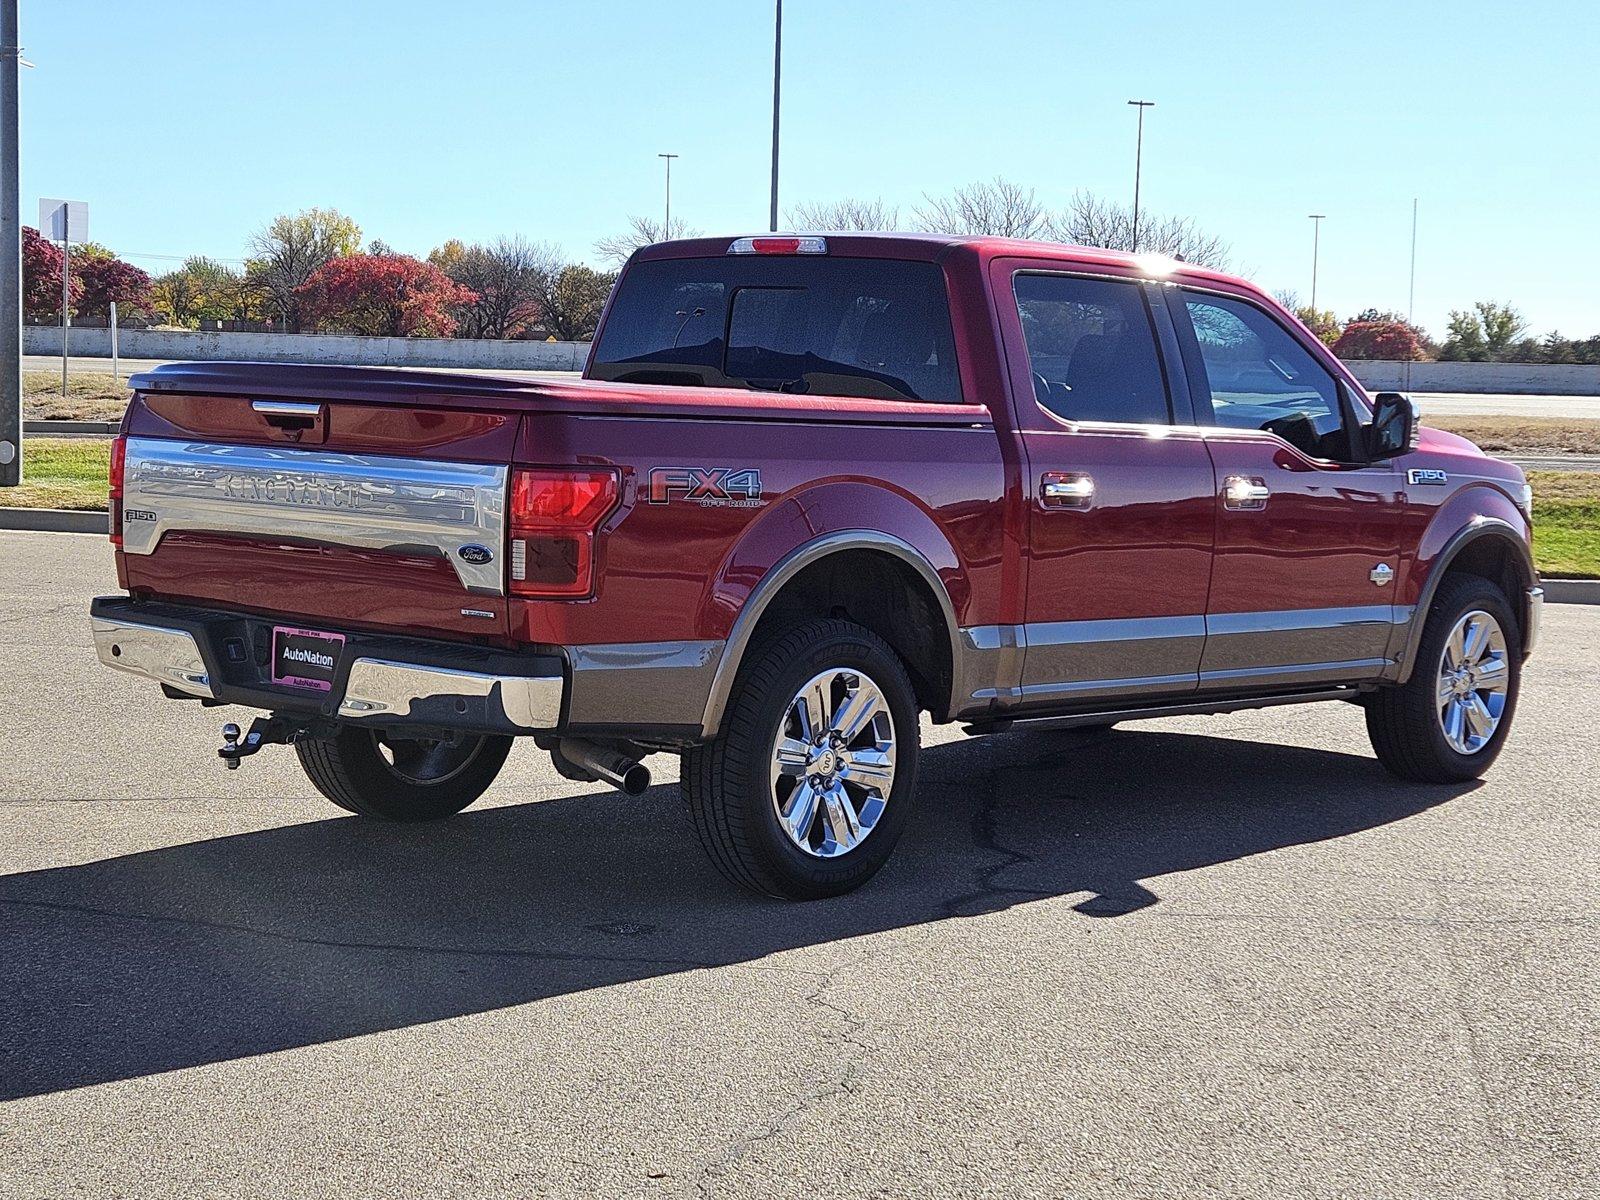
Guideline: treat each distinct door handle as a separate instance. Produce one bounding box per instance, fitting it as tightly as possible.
[1041,472,1095,509]
[1221,475,1270,510]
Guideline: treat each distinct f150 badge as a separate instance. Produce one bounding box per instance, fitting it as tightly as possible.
[1407,469,1449,485]
[647,466,767,508]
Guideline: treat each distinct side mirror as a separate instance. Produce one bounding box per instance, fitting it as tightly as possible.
[1365,392,1418,460]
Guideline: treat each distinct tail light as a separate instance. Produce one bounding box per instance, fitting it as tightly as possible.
[109,435,127,547]
[507,467,620,598]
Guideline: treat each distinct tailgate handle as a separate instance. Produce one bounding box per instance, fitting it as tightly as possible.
[251,399,327,443]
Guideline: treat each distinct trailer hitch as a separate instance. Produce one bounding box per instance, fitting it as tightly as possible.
[218,715,305,770]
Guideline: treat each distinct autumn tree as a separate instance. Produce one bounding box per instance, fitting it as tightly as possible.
[594,215,701,268]
[786,197,900,231]
[153,257,257,327]
[22,226,81,323]
[534,264,615,340]
[72,247,154,319]
[246,207,362,331]
[296,254,477,338]
[1333,321,1428,361]
[914,178,1049,239]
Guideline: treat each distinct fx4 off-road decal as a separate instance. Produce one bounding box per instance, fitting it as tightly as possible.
[647,466,767,508]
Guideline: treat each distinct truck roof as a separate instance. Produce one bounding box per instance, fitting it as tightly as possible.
[634,232,1247,291]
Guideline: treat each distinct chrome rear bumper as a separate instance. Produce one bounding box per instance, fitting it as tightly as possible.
[90,603,564,735]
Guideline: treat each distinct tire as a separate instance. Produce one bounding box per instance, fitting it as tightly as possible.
[1366,573,1522,783]
[295,725,512,821]
[681,618,921,900]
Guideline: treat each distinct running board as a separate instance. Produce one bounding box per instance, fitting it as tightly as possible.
[964,686,1371,736]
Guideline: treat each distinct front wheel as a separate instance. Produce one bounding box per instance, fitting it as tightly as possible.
[682,618,921,899]
[1366,573,1521,783]
[295,725,512,820]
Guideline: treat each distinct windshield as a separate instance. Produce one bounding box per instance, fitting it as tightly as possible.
[589,256,963,403]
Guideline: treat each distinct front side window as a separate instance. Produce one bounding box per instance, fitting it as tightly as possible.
[1181,293,1351,460]
[590,256,962,402]
[1013,274,1170,425]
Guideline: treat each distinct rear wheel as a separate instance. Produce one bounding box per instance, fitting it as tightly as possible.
[1366,573,1521,783]
[295,725,512,820]
[682,618,921,899]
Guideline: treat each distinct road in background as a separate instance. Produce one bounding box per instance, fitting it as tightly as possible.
[1,530,1596,1198]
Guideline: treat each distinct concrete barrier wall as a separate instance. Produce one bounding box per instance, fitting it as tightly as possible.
[1345,359,1600,397]
[23,327,1600,395]
[24,326,589,372]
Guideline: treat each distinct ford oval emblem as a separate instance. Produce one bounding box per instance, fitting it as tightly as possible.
[457,543,494,566]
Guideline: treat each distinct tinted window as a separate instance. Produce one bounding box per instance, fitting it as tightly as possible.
[590,256,962,402]
[1013,274,1170,424]
[1181,293,1350,460]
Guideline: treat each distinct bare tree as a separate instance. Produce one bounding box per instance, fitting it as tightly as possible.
[594,215,701,269]
[245,207,362,332]
[1047,190,1231,270]
[913,178,1049,239]
[437,236,553,339]
[786,197,900,231]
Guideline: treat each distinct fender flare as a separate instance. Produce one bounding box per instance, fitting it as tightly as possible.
[697,530,962,738]
[1394,517,1537,683]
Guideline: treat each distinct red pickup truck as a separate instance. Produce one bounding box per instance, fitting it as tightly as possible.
[92,233,1543,898]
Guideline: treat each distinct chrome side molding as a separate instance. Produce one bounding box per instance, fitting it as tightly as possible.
[119,438,508,595]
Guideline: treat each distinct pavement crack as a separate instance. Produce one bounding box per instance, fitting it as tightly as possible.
[687,958,875,1199]
[938,742,1055,919]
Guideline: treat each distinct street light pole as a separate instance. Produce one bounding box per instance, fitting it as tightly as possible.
[0,0,21,486]
[658,153,678,238]
[1127,100,1154,253]
[769,0,782,232]
[1308,213,1327,310]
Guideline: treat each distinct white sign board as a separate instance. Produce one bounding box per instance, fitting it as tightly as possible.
[38,198,88,243]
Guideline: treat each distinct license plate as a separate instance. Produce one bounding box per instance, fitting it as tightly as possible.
[271,625,345,692]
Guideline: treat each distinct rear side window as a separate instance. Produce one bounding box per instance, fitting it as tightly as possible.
[589,256,962,402]
[1013,274,1170,425]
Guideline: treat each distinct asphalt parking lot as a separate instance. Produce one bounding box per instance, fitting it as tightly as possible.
[1,530,1595,1199]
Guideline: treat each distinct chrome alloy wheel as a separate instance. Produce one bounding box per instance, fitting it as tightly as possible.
[1436,609,1510,755]
[769,668,897,858]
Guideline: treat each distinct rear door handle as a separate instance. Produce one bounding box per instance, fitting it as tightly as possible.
[1221,475,1270,510]
[1040,472,1095,509]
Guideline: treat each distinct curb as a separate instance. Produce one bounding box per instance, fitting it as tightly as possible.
[23,420,120,436]
[1543,579,1600,605]
[0,507,108,534]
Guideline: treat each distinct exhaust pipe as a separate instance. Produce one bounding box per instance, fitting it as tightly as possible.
[559,739,651,796]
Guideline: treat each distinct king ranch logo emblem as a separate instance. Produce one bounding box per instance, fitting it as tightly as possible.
[647,466,767,508]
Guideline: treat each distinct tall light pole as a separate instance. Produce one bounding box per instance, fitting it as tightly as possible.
[1407,198,1419,325]
[658,153,678,238]
[0,0,21,487]
[1308,213,1326,310]
[769,0,782,232]
[1127,100,1154,253]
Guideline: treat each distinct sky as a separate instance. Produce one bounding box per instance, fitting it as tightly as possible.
[17,0,1600,338]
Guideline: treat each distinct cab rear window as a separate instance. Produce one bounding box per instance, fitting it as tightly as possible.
[589,256,963,403]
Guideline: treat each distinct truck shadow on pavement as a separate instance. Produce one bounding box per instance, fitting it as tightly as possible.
[1,726,1477,1100]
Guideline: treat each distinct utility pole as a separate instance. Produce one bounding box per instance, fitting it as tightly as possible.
[658,153,678,239]
[769,0,782,232]
[1308,213,1327,311]
[0,0,21,487]
[1127,100,1154,253]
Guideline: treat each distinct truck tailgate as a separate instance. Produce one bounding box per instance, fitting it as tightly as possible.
[119,384,518,641]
